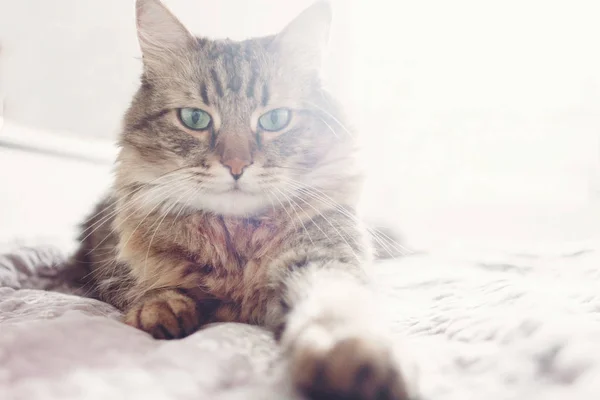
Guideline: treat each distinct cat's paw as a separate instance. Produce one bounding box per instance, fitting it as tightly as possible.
[289,327,414,400]
[123,289,200,339]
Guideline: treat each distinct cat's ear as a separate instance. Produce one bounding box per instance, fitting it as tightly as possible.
[273,1,332,70]
[136,0,195,68]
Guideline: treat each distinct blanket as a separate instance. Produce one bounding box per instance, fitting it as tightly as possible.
[1,239,599,400]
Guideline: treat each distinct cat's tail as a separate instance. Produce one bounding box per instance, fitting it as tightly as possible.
[0,238,93,296]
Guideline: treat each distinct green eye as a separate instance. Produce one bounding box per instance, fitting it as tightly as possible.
[178,108,211,130]
[258,108,291,132]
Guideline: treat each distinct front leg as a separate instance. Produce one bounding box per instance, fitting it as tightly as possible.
[123,288,218,339]
[276,262,418,400]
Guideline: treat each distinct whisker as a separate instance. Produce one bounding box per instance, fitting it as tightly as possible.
[282,178,411,257]
[86,176,196,256]
[79,167,194,238]
[302,100,354,137]
[317,115,339,138]
[265,189,278,216]
[273,188,315,246]
[79,174,194,246]
[117,180,196,254]
[281,187,361,263]
[143,184,199,277]
[83,179,197,286]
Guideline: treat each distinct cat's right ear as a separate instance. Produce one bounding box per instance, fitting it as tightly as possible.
[136,0,195,71]
[272,1,332,72]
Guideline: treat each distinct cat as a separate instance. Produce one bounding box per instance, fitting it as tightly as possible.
[71,1,416,399]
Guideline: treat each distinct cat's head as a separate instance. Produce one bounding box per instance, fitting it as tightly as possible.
[117,0,362,217]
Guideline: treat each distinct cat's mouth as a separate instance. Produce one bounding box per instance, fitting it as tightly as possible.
[209,178,265,197]
[215,182,245,194]
[213,188,241,195]
[183,180,271,216]
[226,181,242,192]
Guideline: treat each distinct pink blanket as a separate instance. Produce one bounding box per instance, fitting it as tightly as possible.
[2,239,599,400]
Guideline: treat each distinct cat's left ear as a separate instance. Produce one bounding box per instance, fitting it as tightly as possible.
[273,1,332,70]
[136,0,196,71]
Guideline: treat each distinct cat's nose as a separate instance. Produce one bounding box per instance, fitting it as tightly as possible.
[221,158,251,180]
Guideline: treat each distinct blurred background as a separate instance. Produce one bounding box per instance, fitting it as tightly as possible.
[0,0,599,251]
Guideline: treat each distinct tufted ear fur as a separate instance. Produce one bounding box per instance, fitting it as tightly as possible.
[135,0,196,72]
[272,1,332,71]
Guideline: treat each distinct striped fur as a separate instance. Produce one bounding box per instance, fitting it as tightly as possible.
[71,1,414,399]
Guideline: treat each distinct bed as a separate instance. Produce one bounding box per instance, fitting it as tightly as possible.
[1,130,599,399]
[2,235,599,399]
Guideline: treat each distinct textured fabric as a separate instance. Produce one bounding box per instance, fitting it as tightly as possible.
[1,240,599,400]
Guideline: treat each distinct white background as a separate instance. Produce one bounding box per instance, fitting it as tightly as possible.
[0,0,599,249]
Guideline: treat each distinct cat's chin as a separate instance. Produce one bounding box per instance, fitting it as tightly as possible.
[186,190,270,217]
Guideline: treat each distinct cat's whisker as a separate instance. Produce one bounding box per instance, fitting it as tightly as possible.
[360,224,410,258]
[273,188,315,246]
[143,184,200,277]
[141,200,182,279]
[79,168,193,238]
[302,100,354,137]
[92,180,199,285]
[80,185,172,256]
[79,175,194,250]
[85,176,196,256]
[271,166,313,171]
[265,189,278,216]
[292,184,408,257]
[171,186,207,245]
[307,195,408,257]
[280,187,361,263]
[317,115,339,138]
[92,178,196,258]
[269,188,300,232]
[282,178,411,257]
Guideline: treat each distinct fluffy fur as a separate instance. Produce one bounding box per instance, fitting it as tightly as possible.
[71,1,414,399]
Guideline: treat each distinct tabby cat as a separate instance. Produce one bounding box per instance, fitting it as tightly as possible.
[72,1,416,399]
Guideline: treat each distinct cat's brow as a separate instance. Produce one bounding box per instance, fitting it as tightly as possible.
[210,69,224,98]
[227,71,242,94]
[246,67,258,99]
[222,43,243,94]
[261,83,270,106]
[200,82,210,105]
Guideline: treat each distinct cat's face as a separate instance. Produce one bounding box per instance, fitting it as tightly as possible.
[118,0,362,216]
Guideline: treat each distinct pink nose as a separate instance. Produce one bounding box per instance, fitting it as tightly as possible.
[221,158,251,180]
